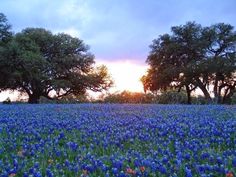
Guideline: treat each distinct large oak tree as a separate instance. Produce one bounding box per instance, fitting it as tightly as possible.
[0,14,112,103]
[142,22,236,104]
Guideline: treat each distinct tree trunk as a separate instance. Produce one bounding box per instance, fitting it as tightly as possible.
[185,85,191,104]
[195,78,212,103]
[217,84,226,104]
[222,87,235,104]
[28,94,40,104]
[213,77,218,102]
[217,95,222,104]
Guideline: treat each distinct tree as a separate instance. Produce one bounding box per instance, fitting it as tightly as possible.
[202,24,236,103]
[0,27,112,103]
[0,13,13,94]
[0,13,12,45]
[142,22,236,104]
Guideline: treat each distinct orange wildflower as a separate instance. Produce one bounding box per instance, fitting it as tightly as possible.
[226,172,234,177]
[126,168,136,175]
[140,166,145,173]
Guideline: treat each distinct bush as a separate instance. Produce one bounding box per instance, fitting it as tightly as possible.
[156,90,187,104]
[102,91,155,104]
[231,94,236,104]
[2,97,11,104]
[39,94,89,104]
[192,96,206,104]
[100,90,189,104]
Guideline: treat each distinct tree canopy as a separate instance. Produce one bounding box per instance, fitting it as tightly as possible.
[0,13,12,45]
[0,14,112,103]
[141,22,236,104]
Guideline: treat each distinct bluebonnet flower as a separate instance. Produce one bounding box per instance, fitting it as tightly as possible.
[0,104,235,176]
[112,167,118,175]
[232,157,236,167]
[185,167,192,177]
[46,168,53,177]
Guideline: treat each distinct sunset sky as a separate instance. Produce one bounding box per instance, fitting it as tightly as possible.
[0,0,236,100]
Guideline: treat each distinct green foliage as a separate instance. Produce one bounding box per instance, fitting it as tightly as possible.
[0,13,13,91]
[102,91,154,104]
[192,96,210,105]
[142,22,236,104]
[100,90,187,104]
[156,90,187,104]
[230,94,236,104]
[0,13,12,45]
[0,13,112,103]
[39,94,89,104]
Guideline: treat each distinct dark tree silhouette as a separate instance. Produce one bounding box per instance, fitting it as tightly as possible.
[0,13,12,44]
[0,14,112,103]
[142,22,236,104]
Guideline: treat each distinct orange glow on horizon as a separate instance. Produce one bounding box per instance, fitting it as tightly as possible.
[97,60,148,93]
[0,60,148,101]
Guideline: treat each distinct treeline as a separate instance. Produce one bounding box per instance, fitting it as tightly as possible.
[58,91,236,104]
[1,12,236,104]
[4,90,236,104]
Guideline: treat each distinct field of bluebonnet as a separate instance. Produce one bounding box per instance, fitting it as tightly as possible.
[0,104,235,177]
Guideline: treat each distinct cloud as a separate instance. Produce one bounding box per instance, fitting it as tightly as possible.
[53,27,81,37]
[0,0,236,65]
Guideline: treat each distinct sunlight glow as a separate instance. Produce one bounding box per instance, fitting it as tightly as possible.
[97,60,148,93]
[0,90,21,102]
[0,60,148,101]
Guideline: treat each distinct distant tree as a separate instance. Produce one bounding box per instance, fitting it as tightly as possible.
[0,13,13,94]
[0,13,12,45]
[103,91,154,103]
[142,22,236,104]
[0,27,112,103]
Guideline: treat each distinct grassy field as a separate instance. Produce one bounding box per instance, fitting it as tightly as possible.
[0,104,235,177]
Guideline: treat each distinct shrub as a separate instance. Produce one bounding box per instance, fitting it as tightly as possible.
[102,91,155,104]
[156,90,187,104]
[39,94,89,104]
[2,97,11,104]
[231,94,236,104]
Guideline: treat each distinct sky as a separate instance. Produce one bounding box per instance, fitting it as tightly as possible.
[0,0,236,100]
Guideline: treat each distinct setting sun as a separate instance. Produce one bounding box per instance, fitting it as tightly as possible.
[97,60,147,93]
